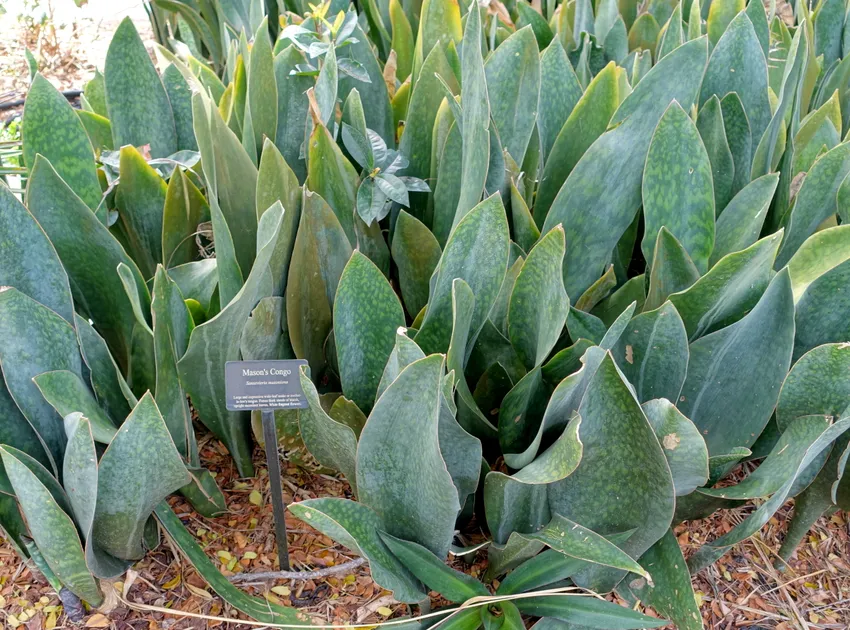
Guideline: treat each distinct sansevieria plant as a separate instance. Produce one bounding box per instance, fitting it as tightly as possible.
[1,0,850,626]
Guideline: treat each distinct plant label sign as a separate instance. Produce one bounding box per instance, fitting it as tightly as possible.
[224,360,309,411]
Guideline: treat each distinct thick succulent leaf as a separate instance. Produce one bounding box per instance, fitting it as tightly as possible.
[491,253,525,336]
[523,514,650,581]
[538,39,583,163]
[678,270,794,455]
[168,259,218,315]
[1,447,102,605]
[776,143,850,268]
[192,93,258,275]
[719,92,753,197]
[307,118,359,244]
[390,0,414,81]
[623,529,703,630]
[289,498,426,603]
[162,64,197,152]
[656,4,684,60]
[33,371,117,444]
[548,354,675,592]
[155,503,313,623]
[162,167,205,269]
[535,63,620,225]
[75,315,135,423]
[453,2,490,228]
[392,210,442,317]
[377,330,427,400]
[777,344,850,433]
[612,302,689,403]
[0,287,85,473]
[179,203,295,476]
[485,26,540,165]
[498,366,556,468]
[297,368,358,491]
[105,18,177,158]
[357,355,459,558]
[542,37,708,298]
[241,296,292,361]
[644,227,701,312]
[26,156,151,376]
[667,232,781,340]
[695,96,734,213]
[786,225,850,303]
[256,138,301,222]
[642,399,708,496]
[793,258,850,360]
[115,146,168,279]
[438,393,482,503]
[416,194,509,355]
[688,415,850,572]
[508,226,569,370]
[22,74,101,208]
[273,46,312,182]
[247,18,277,153]
[516,596,667,629]
[567,308,607,345]
[380,533,488,602]
[642,101,715,272]
[78,110,113,152]
[0,181,73,323]
[699,12,770,143]
[334,252,405,412]
[496,549,588,595]
[92,393,189,560]
[286,191,353,376]
[710,173,778,266]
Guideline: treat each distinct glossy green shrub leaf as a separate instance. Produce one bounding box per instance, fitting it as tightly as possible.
[416,194,509,354]
[0,181,73,324]
[548,353,675,592]
[710,173,779,265]
[392,210,442,317]
[642,101,715,272]
[543,37,708,298]
[286,191,353,376]
[23,74,101,209]
[179,203,295,476]
[612,302,689,403]
[508,226,569,370]
[1,447,102,605]
[335,252,405,413]
[380,533,489,602]
[105,18,177,158]
[289,498,425,602]
[644,228,700,312]
[357,355,459,558]
[678,270,794,455]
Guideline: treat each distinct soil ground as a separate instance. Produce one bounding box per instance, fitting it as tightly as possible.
[0,3,848,629]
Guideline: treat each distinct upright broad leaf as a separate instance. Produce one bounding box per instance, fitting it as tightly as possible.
[286,191,353,376]
[391,210,442,316]
[115,146,168,279]
[668,232,781,339]
[785,225,850,302]
[23,74,101,209]
[678,270,795,455]
[699,12,771,143]
[33,371,117,444]
[485,26,540,165]
[162,64,197,152]
[413,0,462,85]
[105,18,177,158]
[537,39,583,163]
[793,258,850,359]
[0,288,84,473]
[642,399,709,495]
[710,173,778,265]
[453,2,490,229]
[696,95,734,212]
[777,343,850,433]
[179,204,296,476]
[612,302,689,403]
[720,93,753,196]
[274,46,312,182]
[357,355,459,559]
[706,0,745,45]
[1,447,102,605]
[542,37,709,298]
[74,315,135,424]
[508,226,569,370]
[416,194,509,355]
[642,101,715,272]
[289,499,425,603]
[657,5,684,59]
[248,18,278,153]
[162,166,205,268]
[93,394,189,560]
[256,138,301,221]
[548,354,675,592]
[307,116,359,244]
[535,63,621,224]
[644,228,701,312]
[0,182,73,324]
[335,252,405,413]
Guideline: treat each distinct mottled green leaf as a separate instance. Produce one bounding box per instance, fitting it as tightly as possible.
[644,228,701,312]
[390,0,414,81]
[274,46,312,182]
[710,173,778,265]
[247,18,277,153]
[706,0,745,46]
[391,210,442,316]
[257,138,301,221]
[77,110,114,153]
[696,96,734,212]
[642,399,708,495]
[656,4,684,60]
[678,270,794,455]
[517,2,554,48]
[162,167,205,268]
[793,258,850,359]
[628,13,660,55]
[105,18,177,158]
[538,40,582,164]
[786,225,850,302]
[719,92,753,197]
[307,116,359,244]
[162,64,197,152]
[33,371,117,444]
[168,259,218,315]
[22,74,101,209]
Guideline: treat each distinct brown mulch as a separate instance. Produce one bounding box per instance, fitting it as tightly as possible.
[0,423,848,629]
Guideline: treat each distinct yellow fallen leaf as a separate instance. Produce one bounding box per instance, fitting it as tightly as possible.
[242,551,258,560]
[45,611,57,630]
[376,607,393,617]
[6,614,20,628]
[162,575,181,589]
[216,550,233,562]
[85,613,111,627]
[271,586,290,596]
[186,584,213,600]
[249,490,263,506]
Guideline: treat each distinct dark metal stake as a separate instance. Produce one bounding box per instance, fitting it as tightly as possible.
[261,409,291,570]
